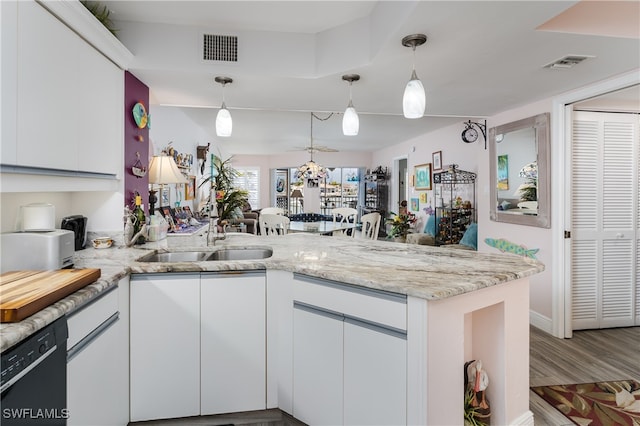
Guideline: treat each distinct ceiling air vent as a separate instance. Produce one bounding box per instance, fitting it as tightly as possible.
[543,55,593,70]
[202,34,238,62]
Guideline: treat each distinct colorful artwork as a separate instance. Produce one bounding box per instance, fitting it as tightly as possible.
[415,163,432,190]
[484,237,539,259]
[419,193,427,203]
[410,198,419,212]
[497,155,509,190]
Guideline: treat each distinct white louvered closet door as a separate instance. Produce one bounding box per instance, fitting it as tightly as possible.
[571,111,639,330]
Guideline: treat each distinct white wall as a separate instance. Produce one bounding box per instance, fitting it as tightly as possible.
[372,122,485,231]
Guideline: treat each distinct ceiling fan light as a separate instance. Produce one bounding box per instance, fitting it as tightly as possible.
[342,104,359,136]
[216,104,232,137]
[403,72,425,119]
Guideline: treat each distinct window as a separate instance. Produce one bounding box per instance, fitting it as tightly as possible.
[234,167,260,209]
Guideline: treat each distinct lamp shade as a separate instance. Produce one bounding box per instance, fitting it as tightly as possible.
[291,189,304,198]
[148,155,188,184]
[216,104,232,137]
[342,103,359,136]
[402,70,425,119]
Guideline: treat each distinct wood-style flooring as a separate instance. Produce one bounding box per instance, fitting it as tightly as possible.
[130,326,640,426]
[530,325,640,425]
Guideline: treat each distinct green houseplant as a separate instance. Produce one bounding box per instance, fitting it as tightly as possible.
[199,155,248,222]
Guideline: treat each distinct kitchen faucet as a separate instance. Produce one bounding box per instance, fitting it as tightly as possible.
[207,217,226,246]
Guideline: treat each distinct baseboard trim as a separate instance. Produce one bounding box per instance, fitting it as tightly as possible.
[511,409,535,426]
[530,310,553,334]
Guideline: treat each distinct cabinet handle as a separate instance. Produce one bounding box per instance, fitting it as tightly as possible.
[67,312,119,362]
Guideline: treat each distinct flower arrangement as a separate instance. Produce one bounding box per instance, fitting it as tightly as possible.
[386,211,417,239]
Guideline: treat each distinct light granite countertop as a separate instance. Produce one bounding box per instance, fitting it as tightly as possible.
[1,231,544,352]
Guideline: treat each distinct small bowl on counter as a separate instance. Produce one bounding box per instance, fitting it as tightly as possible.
[92,237,114,249]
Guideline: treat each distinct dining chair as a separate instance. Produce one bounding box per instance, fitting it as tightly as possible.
[260,214,290,236]
[332,207,358,237]
[360,212,381,240]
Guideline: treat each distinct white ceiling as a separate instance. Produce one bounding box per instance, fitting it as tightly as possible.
[102,1,640,155]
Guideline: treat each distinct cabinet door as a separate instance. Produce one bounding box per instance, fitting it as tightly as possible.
[130,274,200,421]
[292,303,343,426]
[15,1,122,175]
[67,278,129,426]
[344,318,407,425]
[200,272,266,415]
[67,314,127,426]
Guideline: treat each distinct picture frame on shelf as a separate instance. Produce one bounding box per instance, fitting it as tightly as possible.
[414,163,432,190]
[432,151,442,171]
[182,206,193,219]
[185,175,196,200]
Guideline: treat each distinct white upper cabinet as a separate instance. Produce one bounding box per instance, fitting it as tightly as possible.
[5,1,125,176]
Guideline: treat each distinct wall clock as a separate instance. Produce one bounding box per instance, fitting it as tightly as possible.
[460,120,487,148]
[132,102,148,129]
[461,127,479,143]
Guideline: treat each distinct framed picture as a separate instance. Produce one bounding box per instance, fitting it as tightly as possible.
[276,176,285,194]
[161,187,170,206]
[419,192,427,203]
[414,163,432,190]
[410,198,419,212]
[159,206,174,221]
[185,176,196,200]
[497,154,509,190]
[432,151,442,171]
[182,205,193,219]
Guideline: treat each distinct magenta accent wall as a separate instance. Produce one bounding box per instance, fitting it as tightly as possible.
[124,71,150,213]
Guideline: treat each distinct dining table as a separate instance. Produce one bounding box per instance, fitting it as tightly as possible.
[287,220,358,235]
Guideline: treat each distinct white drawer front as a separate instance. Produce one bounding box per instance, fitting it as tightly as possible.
[67,287,118,349]
[293,275,406,331]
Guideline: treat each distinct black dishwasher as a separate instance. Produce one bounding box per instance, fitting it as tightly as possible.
[1,316,68,425]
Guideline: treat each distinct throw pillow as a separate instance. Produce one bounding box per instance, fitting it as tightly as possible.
[424,215,436,236]
[229,207,244,219]
[459,223,478,250]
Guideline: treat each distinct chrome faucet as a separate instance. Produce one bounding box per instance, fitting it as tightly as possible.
[207,218,226,246]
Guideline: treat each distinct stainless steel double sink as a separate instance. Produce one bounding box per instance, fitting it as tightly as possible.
[136,247,273,263]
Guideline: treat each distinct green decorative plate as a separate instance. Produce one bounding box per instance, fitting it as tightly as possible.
[132,102,148,129]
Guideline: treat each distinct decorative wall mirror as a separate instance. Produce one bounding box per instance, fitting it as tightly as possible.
[489,112,550,228]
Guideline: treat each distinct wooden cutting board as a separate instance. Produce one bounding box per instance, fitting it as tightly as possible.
[0,268,101,323]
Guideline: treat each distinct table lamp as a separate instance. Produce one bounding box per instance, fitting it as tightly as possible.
[148,154,188,214]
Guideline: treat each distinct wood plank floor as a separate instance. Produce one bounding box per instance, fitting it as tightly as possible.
[130,326,639,426]
[530,325,640,425]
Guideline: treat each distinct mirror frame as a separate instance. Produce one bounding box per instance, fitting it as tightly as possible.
[489,112,550,228]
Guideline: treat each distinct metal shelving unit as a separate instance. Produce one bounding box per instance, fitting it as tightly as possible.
[433,165,476,245]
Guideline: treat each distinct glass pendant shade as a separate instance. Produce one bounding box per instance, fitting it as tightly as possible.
[216,103,232,137]
[296,160,327,181]
[403,70,425,119]
[342,102,359,136]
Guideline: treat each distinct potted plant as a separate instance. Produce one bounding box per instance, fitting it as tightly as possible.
[199,155,248,224]
[386,211,417,242]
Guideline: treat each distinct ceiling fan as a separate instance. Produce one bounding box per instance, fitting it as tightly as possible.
[291,112,339,153]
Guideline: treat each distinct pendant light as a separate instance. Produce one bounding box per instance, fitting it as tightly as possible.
[296,113,328,181]
[401,34,427,119]
[341,74,360,136]
[215,76,233,137]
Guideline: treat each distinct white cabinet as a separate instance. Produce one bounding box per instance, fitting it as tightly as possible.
[67,277,129,426]
[5,1,123,175]
[130,274,200,422]
[200,271,266,415]
[130,271,267,421]
[343,319,406,425]
[293,303,344,425]
[292,274,408,426]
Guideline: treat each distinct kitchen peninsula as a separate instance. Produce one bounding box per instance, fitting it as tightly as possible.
[1,233,543,425]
